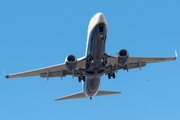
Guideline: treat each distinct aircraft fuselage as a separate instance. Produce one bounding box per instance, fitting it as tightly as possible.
[83,13,108,99]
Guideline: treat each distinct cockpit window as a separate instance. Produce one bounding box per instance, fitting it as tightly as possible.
[98,25,104,33]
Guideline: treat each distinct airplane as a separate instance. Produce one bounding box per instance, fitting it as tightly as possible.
[5,12,177,101]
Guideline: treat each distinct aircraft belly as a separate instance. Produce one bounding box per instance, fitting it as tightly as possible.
[89,26,106,59]
[85,23,107,79]
[84,78,101,97]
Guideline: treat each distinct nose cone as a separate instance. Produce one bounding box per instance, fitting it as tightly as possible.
[96,12,106,23]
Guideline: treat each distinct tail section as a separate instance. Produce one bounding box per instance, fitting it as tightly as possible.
[54,90,121,101]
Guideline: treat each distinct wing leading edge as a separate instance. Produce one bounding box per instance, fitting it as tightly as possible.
[5,56,87,79]
[105,50,177,73]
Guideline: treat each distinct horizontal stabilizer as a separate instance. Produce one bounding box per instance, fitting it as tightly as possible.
[96,90,121,96]
[55,90,121,101]
[54,92,85,101]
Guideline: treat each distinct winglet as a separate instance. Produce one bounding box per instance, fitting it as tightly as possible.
[2,69,9,79]
[5,75,9,79]
[2,69,5,75]
[174,50,178,60]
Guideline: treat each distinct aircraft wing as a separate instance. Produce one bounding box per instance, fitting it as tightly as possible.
[105,51,177,73]
[5,56,87,79]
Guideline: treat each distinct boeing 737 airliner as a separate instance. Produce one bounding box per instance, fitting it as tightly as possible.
[5,12,177,101]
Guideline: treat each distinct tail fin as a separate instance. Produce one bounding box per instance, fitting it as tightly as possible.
[54,90,121,101]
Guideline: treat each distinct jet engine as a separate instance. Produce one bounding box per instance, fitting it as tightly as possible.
[117,49,129,67]
[65,55,77,72]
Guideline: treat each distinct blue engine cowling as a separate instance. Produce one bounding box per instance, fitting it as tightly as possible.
[117,49,129,67]
[65,55,77,71]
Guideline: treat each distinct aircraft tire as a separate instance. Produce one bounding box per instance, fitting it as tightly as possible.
[78,77,81,82]
[83,76,85,82]
[108,73,111,79]
[112,72,115,79]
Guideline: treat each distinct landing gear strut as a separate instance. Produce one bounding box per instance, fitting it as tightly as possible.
[108,72,116,79]
[78,76,85,82]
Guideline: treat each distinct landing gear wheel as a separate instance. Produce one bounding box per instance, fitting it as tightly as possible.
[83,76,85,82]
[108,73,111,79]
[78,76,85,82]
[108,73,116,79]
[78,77,81,82]
[112,72,115,79]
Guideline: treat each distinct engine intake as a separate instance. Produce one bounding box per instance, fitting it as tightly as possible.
[117,49,129,67]
[65,55,77,71]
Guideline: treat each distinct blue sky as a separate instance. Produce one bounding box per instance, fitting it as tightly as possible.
[0,0,180,120]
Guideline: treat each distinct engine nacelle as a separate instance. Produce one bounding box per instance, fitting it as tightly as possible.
[65,55,77,72]
[117,49,129,67]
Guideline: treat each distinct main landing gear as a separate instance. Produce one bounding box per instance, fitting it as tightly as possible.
[108,72,115,79]
[78,76,85,82]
